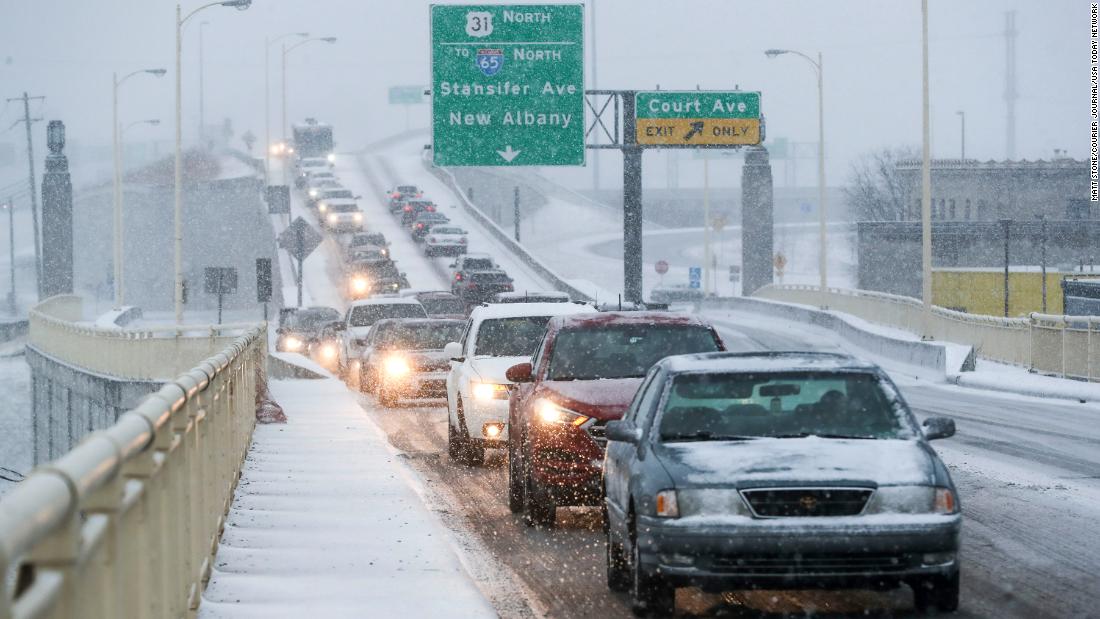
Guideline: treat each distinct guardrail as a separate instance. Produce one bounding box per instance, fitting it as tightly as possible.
[756,284,1100,381]
[0,322,264,619]
[29,295,258,381]
[420,156,596,303]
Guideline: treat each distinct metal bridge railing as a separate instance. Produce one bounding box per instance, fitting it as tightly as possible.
[0,322,265,619]
[29,295,258,381]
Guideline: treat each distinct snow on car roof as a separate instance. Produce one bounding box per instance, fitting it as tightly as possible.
[469,301,596,321]
[657,351,878,374]
[552,311,714,330]
[349,296,423,307]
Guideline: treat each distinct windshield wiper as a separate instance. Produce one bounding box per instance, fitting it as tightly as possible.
[771,433,877,440]
[662,432,757,442]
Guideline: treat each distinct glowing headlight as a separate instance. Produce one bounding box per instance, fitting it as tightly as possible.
[535,399,589,426]
[327,214,338,224]
[319,344,337,360]
[309,189,319,198]
[327,153,336,163]
[283,336,303,351]
[384,356,411,377]
[472,382,509,401]
[353,212,363,222]
[318,202,328,213]
[351,277,369,294]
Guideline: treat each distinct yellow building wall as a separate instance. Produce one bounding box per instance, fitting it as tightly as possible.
[932,270,1068,317]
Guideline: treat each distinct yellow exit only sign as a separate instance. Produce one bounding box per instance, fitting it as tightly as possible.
[636,118,761,146]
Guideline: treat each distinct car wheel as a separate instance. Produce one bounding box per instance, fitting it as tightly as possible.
[913,570,960,613]
[448,419,465,461]
[606,525,631,592]
[522,464,556,528]
[630,520,675,616]
[379,388,398,408]
[506,440,524,513]
[454,398,484,466]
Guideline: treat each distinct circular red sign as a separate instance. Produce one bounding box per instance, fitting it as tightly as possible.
[655,260,669,275]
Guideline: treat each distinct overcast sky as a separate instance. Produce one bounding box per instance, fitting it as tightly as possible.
[0,0,1087,189]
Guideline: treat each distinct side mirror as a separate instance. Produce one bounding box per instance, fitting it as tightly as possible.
[605,420,641,444]
[444,341,463,362]
[922,417,956,440]
[505,362,533,383]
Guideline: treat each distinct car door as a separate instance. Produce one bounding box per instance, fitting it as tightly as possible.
[606,368,664,518]
[447,319,474,426]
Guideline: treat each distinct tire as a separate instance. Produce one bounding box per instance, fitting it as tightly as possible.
[630,521,675,617]
[448,419,465,461]
[913,570,960,613]
[507,439,525,513]
[606,526,631,592]
[522,466,556,528]
[379,388,398,408]
[453,398,484,466]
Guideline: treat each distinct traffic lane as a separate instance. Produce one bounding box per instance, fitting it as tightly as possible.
[354,393,977,618]
[712,317,1100,617]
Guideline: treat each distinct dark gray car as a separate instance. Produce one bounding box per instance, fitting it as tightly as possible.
[603,351,961,616]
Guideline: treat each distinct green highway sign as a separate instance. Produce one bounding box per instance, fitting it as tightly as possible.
[635,91,763,147]
[389,85,425,105]
[430,4,585,166]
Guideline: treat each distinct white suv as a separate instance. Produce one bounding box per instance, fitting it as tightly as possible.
[339,297,427,374]
[443,302,596,465]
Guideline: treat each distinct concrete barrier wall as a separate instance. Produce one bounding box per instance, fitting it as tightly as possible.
[0,318,28,343]
[703,296,957,377]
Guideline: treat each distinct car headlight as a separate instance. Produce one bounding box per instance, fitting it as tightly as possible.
[656,489,680,518]
[472,382,509,401]
[309,189,318,198]
[318,202,328,213]
[351,276,369,294]
[353,212,363,222]
[327,153,336,163]
[383,356,411,378]
[535,399,589,426]
[283,336,303,351]
[327,214,338,224]
[319,344,337,360]
[865,486,957,514]
[677,489,751,517]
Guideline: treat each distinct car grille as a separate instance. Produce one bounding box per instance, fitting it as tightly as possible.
[708,553,913,576]
[415,358,451,372]
[740,488,873,518]
[585,419,608,449]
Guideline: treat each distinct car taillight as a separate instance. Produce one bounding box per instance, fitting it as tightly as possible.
[505,284,514,291]
[391,192,399,198]
[427,206,436,211]
[417,223,424,229]
[455,273,463,281]
[404,205,412,212]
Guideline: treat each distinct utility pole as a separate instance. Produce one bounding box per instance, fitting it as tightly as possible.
[199,21,209,147]
[1001,219,1011,317]
[956,110,966,160]
[7,93,44,299]
[513,186,521,242]
[590,0,600,194]
[5,198,14,313]
[1004,11,1018,160]
[1039,215,1047,313]
[920,0,934,338]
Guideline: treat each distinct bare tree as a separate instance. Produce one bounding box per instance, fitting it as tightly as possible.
[845,146,919,221]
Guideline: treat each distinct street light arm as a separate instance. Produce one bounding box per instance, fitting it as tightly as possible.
[268,31,309,48]
[284,36,337,56]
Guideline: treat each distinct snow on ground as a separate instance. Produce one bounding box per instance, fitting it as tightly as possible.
[200,378,496,618]
[0,339,31,498]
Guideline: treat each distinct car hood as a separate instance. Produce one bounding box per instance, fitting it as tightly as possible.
[470,356,529,383]
[657,437,935,489]
[408,350,451,372]
[539,377,644,420]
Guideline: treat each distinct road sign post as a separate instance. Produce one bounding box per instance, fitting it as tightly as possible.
[430,4,585,166]
[278,217,323,308]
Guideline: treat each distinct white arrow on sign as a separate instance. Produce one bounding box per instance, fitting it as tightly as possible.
[496,145,521,162]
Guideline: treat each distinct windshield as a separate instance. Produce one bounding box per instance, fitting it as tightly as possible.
[323,189,354,199]
[330,203,359,213]
[348,303,427,327]
[352,234,385,246]
[288,308,339,331]
[659,372,914,441]
[473,316,553,357]
[397,186,418,194]
[547,325,720,380]
[377,322,465,350]
[431,227,462,235]
[420,297,466,315]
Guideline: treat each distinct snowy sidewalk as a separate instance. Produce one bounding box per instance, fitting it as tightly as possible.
[200,378,496,618]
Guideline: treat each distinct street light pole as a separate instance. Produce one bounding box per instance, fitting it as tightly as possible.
[265,32,308,185]
[113,68,165,309]
[174,0,252,324]
[956,110,965,160]
[4,199,13,314]
[921,0,934,336]
[199,21,208,147]
[281,36,337,184]
[764,48,827,308]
